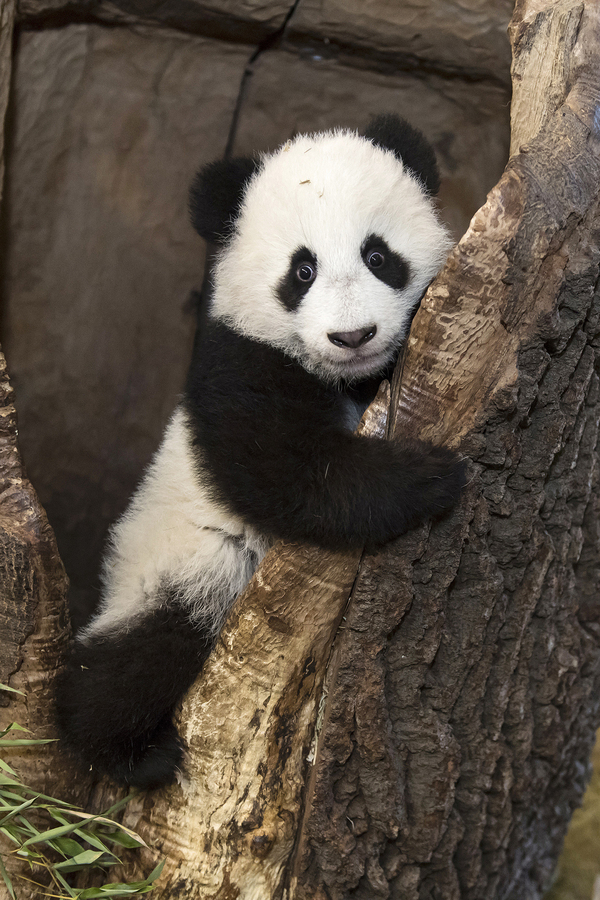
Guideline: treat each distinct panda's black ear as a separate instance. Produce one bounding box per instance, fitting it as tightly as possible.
[364,114,441,196]
[189,156,260,243]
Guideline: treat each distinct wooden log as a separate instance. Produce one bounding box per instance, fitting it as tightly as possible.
[0,0,71,771]
[113,391,389,898]
[0,4,92,882]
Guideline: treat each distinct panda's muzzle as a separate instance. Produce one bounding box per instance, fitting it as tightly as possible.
[327,325,377,349]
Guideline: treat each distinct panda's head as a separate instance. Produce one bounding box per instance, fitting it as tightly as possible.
[190,115,452,384]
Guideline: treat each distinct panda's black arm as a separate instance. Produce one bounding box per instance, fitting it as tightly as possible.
[202,424,463,550]
[294,434,465,549]
[185,323,466,550]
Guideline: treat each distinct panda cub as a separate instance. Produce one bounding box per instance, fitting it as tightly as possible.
[56,114,465,790]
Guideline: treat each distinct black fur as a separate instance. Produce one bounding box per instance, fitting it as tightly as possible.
[55,598,213,789]
[57,319,463,789]
[185,321,466,551]
[361,234,410,291]
[344,369,394,411]
[364,114,441,195]
[276,247,318,311]
[189,156,259,242]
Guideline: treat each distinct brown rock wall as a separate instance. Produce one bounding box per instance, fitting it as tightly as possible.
[18,0,293,44]
[16,0,513,81]
[231,48,510,241]
[1,24,249,619]
[287,0,513,79]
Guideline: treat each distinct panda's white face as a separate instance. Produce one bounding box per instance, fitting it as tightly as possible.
[210,130,452,383]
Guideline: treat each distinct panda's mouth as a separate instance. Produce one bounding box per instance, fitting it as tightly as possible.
[329,344,395,380]
[339,352,388,375]
[297,335,397,384]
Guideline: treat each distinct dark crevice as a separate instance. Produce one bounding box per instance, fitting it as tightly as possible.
[19,4,275,47]
[223,0,303,160]
[17,1,510,94]
[284,30,511,90]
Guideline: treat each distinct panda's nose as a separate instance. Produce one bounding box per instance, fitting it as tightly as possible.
[327,325,377,349]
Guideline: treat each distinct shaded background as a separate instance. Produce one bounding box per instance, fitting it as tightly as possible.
[1,2,599,897]
[0,3,512,623]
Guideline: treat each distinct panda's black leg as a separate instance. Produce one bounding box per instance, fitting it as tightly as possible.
[55,602,213,790]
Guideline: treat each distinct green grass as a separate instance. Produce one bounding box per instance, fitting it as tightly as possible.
[0,683,163,899]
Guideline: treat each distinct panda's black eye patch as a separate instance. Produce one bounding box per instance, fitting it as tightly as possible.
[362,235,409,290]
[277,247,318,312]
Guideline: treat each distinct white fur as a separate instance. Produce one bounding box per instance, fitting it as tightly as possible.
[211,130,452,383]
[82,408,271,642]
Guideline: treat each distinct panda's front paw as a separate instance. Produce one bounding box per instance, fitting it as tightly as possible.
[415,442,468,516]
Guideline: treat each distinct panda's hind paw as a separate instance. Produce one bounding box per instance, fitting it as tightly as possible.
[109,717,185,791]
[57,706,185,789]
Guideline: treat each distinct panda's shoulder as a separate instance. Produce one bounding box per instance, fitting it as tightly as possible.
[186,319,338,412]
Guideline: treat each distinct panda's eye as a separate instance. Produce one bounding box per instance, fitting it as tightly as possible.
[362,235,409,290]
[296,263,316,283]
[366,249,385,269]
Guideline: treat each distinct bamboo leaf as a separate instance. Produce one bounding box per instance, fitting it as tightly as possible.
[145,861,165,883]
[0,825,21,845]
[103,830,145,849]
[0,795,36,825]
[0,853,16,899]
[0,790,28,803]
[98,794,139,818]
[0,708,159,897]
[52,867,78,896]
[54,849,106,871]
[77,860,165,897]
[71,828,113,855]
[77,884,152,897]
[65,812,149,849]
[0,738,55,747]
[0,684,25,696]
[52,836,88,858]
[22,818,103,847]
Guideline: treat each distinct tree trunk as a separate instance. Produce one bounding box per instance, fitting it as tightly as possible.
[2,0,600,899]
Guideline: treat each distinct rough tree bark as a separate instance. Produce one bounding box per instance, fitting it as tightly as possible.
[106,1,600,898]
[2,1,600,900]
